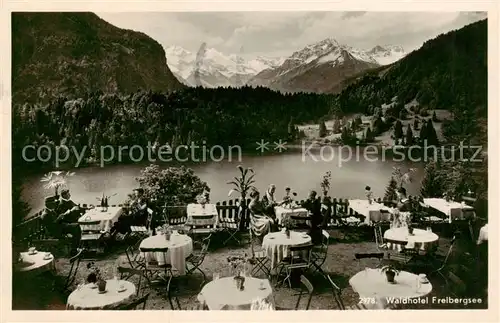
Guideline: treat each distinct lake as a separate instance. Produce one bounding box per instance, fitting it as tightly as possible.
[21,147,425,215]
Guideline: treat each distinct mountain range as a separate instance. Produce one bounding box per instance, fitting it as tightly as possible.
[166,40,406,93]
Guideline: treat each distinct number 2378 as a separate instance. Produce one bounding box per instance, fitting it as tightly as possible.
[360,297,376,304]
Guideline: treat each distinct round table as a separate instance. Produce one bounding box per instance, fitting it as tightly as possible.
[139,233,193,275]
[197,277,273,310]
[67,280,136,310]
[262,230,312,268]
[16,251,55,275]
[384,227,439,251]
[349,268,433,309]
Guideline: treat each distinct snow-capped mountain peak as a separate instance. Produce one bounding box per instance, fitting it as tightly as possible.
[165,45,286,87]
[367,44,406,65]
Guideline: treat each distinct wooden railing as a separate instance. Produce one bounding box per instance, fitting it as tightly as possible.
[11,195,463,244]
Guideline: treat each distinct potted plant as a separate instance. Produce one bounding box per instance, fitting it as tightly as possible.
[320,171,332,196]
[281,216,293,238]
[40,171,75,197]
[227,165,256,231]
[227,255,249,290]
[196,193,208,209]
[87,262,107,292]
[381,265,399,283]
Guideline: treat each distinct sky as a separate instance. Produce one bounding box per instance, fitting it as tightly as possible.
[97,11,487,58]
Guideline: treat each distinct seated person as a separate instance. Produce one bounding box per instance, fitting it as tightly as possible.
[55,189,83,250]
[391,187,411,228]
[261,184,278,217]
[130,188,149,226]
[301,190,323,244]
[248,190,276,237]
[320,191,333,228]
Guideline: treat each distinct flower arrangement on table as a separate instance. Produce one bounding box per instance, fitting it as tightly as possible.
[405,214,414,235]
[227,253,254,290]
[381,264,400,283]
[281,216,294,238]
[86,262,109,292]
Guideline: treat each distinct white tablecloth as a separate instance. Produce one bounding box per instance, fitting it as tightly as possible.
[197,277,273,310]
[17,251,55,274]
[274,206,309,225]
[423,198,475,223]
[78,207,123,232]
[67,280,136,310]
[348,199,389,225]
[350,268,432,309]
[187,204,218,227]
[384,228,439,251]
[262,231,312,268]
[139,233,193,275]
[477,224,488,244]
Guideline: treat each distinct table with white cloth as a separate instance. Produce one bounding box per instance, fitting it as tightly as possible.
[66,280,136,310]
[477,223,488,245]
[187,203,219,227]
[423,198,475,223]
[139,233,193,275]
[262,231,312,269]
[384,227,439,252]
[348,199,390,225]
[274,206,309,225]
[349,268,432,309]
[15,251,56,275]
[78,207,123,232]
[197,277,274,310]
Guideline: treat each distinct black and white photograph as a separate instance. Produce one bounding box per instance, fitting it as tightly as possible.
[7,5,493,315]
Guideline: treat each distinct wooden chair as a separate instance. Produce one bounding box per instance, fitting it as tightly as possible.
[354,252,385,270]
[117,293,150,310]
[289,215,312,233]
[63,248,85,292]
[139,246,173,282]
[78,220,104,253]
[166,275,182,310]
[117,266,146,296]
[326,275,376,310]
[185,234,211,286]
[125,245,145,269]
[310,230,329,277]
[374,225,388,251]
[130,208,153,237]
[249,228,270,277]
[429,236,457,280]
[276,275,314,310]
[280,243,313,288]
[218,214,240,245]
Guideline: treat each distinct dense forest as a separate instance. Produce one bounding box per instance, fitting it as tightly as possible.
[337,19,487,145]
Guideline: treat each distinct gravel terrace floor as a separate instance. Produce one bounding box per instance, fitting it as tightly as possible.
[12,227,487,310]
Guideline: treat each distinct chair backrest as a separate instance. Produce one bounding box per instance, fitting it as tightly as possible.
[354,252,384,269]
[438,236,457,270]
[326,275,345,310]
[200,234,212,254]
[119,293,150,310]
[290,243,313,264]
[140,247,169,265]
[354,252,384,260]
[295,275,314,310]
[145,208,153,229]
[380,210,391,222]
[65,248,84,290]
[374,225,383,246]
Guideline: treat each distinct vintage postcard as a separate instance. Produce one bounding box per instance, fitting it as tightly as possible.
[2,0,498,322]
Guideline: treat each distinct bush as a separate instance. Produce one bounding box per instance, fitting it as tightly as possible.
[134,164,210,208]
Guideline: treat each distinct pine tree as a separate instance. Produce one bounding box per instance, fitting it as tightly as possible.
[332,119,341,134]
[384,176,398,201]
[413,118,420,130]
[319,121,327,137]
[405,125,414,146]
[393,120,403,139]
[365,127,374,142]
[426,120,439,146]
[420,160,445,197]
